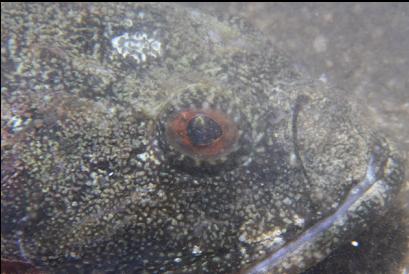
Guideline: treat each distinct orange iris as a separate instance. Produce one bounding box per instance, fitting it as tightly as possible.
[166,109,239,159]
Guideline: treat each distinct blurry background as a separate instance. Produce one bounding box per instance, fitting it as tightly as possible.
[182,3,408,273]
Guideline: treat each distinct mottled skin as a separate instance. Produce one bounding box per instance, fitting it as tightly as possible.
[0,3,404,274]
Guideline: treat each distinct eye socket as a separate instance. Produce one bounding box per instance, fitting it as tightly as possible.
[156,84,253,173]
[166,109,238,160]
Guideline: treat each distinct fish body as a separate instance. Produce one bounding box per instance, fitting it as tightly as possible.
[1,3,404,273]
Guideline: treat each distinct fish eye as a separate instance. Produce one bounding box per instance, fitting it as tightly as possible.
[166,109,238,160]
[156,85,253,173]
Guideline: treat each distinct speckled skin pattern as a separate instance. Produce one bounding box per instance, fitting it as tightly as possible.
[1,3,405,274]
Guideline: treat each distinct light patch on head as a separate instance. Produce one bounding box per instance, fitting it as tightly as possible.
[111,32,162,63]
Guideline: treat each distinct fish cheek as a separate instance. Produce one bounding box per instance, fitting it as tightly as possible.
[293,88,369,212]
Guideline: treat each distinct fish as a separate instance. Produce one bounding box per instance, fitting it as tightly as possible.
[1,3,405,273]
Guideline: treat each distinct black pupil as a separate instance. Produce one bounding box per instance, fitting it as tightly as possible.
[187,115,223,146]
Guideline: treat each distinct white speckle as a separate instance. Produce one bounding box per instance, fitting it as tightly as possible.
[69,251,80,259]
[293,214,305,227]
[123,19,133,27]
[137,152,149,162]
[289,152,298,167]
[283,197,292,205]
[7,36,17,56]
[8,116,30,132]
[313,35,327,53]
[242,157,253,166]
[272,236,284,245]
[239,232,247,242]
[319,73,328,83]
[137,11,145,19]
[151,40,161,52]
[174,257,182,263]
[366,155,377,182]
[151,154,161,165]
[192,245,202,256]
[351,240,359,247]
[111,31,162,63]
[254,132,264,144]
[10,116,23,129]
[157,189,165,198]
[16,62,24,74]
